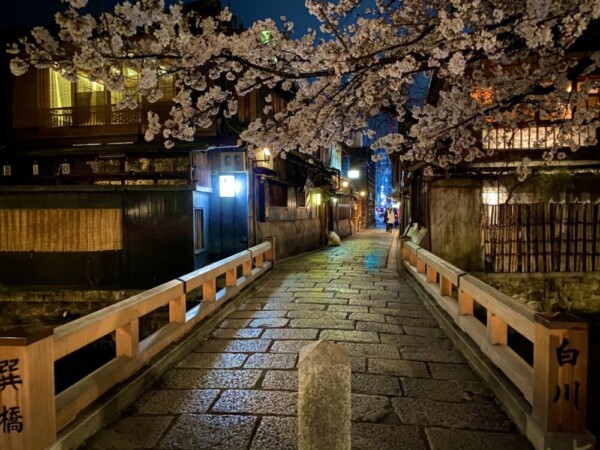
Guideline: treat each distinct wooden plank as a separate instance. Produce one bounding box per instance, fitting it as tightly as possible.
[459,274,535,341]
[0,334,56,450]
[533,317,589,433]
[460,316,534,403]
[53,280,184,360]
[179,251,249,291]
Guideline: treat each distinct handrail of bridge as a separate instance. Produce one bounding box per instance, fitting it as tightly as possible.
[400,239,593,449]
[0,238,275,450]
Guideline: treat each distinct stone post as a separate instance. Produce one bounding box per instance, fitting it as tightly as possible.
[0,326,56,450]
[298,340,351,450]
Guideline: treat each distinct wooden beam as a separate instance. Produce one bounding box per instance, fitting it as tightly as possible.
[0,327,56,450]
[532,313,589,433]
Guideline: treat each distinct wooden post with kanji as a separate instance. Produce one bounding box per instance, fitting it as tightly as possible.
[532,312,588,434]
[0,326,56,450]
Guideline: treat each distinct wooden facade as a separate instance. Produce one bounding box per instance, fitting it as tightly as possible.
[0,186,200,288]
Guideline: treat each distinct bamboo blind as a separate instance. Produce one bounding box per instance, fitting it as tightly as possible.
[0,208,123,252]
[483,203,600,273]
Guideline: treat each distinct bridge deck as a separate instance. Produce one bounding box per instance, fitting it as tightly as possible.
[82,228,531,450]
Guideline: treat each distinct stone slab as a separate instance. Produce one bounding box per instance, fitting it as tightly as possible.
[270,340,316,354]
[249,318,290,328]
[403,326,446,338]
[380,334,453,349]
[402,348,466,363]
[426,428,532,450]
[261,370,298,391]
[368,358,430,378]
[356,321,404,334]
[160,414,256,450]
[84,416,173,449]
[336,342,400,359]
[349,313,387,323]
[212,390,297,415]
[228,310,288,319]
[352,374,402,395]
[251,417,298,450]
[160,369,262,389]
[320,330,379,342]
[211,328,264,339]
[428,363,480,381]
[263,329,320,340]
[290,319,355,329]
[244,353,298,369]
[352,394,391,422]
[392,398,512,431]
[136,389,220,414]
[176,352,248,369]
[194,339,271,353]
[351,423,427,450]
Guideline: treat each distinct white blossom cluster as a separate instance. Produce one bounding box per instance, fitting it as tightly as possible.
[9,0,600,169]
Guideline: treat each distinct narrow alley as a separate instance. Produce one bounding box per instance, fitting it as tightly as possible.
[82,228,531,450]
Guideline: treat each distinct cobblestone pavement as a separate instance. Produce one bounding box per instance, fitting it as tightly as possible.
[83,228,531,450]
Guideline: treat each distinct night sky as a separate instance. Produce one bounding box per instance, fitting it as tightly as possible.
[0,0,321,37]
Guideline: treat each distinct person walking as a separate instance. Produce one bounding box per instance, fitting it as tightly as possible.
[386,207,395,232]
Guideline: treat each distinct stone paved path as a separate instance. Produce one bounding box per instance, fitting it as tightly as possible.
[83,228,531,450]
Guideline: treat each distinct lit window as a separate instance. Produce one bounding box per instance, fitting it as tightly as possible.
[348,170,360,179]
[220,175,237,197]
[194,208,204,251]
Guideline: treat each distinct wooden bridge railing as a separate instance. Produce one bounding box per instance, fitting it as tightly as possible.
[0,238,275,450]
[401,239,593,449]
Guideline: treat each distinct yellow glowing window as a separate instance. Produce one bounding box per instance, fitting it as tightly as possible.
[50,70,73,109]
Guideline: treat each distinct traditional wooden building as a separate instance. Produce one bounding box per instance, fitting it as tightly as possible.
[0,29,350,290]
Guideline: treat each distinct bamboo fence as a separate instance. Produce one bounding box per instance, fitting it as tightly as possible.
[483,202,600,273]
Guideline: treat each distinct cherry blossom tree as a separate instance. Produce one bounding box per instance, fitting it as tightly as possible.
[8,0,600,168]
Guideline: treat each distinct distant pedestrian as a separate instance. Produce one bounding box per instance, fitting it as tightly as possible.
[386,207,395,232]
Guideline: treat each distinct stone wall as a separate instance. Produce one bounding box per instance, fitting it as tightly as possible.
[256,218,323,260]
[475,272,600,314]
[0,289,140,327]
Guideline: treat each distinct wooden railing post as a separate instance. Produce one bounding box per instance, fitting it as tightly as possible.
[116,320,139,358]
[203,279,217,301]
[169,294,186,323]
[265,236,276,266]
[488,312,508,346]
[0,326,56,450]
[226,268,237,287]
[408,250,417,267]
[242,258,252,276]
[426,266,436,283]
[532,312,588,434]
[440,276,452,297]
[458,290,474,316]
[416,255,426,274]
[255,253,264,269]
